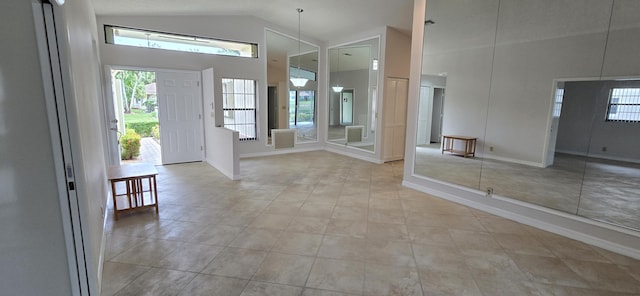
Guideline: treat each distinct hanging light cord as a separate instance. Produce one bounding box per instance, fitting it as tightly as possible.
[297,8,303,74]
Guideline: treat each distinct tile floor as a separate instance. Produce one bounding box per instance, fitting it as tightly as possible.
[102,151,640,296]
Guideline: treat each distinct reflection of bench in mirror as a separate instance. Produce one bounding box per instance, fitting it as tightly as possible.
[442,135,477,158]
[346,125,365,143]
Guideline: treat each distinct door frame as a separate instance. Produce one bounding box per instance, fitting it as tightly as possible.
[340,88,355,125]
[104,65,205,165]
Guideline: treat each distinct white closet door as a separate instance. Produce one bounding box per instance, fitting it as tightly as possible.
[383,78,409,161]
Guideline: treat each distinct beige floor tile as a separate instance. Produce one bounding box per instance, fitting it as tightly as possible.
[368,208,405,225]
[461,249,527,279]
[273,232,324,256]
[189,224,243,246]
[240,281,303,296]
[253,253,315,286]
[156,242,224,272]
[249,214,294,230]
[306,258,365,295]
[406,225,455,247]
[337,196,370,208]
[264,201,304,216]
[178,274,247,296]
[317,235,369,261]
[366,222,409,241]
[412,244,468,273]
[533,283,635,296]
[472,274,541,296]
[301,288,354,296]
[418,268,482,296]
[562,258,640,293]
[218,210,261,227]
[229,228,282,250]
[113,268,196,296]
[448,229,503,251]
[299,202,336,218]
[332,206,368,221]
[537,234,610,263]
[366,240,416,267]
[325,219,367,238]
[369,198,403,210]
[103,234,147,260]
[286,217,330,234]
[364,263,422,296]
[509,253,591,288]
[103,152,640,296]
[100,262,150,296]
[493,232,554,257]
[111,239,182,267]
[276,191,311,203]
[201,247,268,279]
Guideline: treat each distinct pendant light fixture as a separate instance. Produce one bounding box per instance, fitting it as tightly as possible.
[332,48,344,92]
[290,8,309,88]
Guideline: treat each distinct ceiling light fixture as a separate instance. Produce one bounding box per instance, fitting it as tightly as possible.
[290,8,309,88]
[332,48,344,92]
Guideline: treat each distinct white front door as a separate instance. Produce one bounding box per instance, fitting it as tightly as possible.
[157,71,203,164]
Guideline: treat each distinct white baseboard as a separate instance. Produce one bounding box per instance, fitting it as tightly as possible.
[205,158,240,180]
[402,176,640,259]
[482,154,545,168]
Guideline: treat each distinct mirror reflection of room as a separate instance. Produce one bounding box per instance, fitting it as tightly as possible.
[413,0,640,231]
[266,30,319,144]
[327,38,379,152]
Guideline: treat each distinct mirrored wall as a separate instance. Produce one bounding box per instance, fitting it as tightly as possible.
[327,38,380,152]
[413,0,640,231]
[266,30,319,143]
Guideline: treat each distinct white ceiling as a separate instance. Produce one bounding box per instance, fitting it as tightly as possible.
[91,0,414,42]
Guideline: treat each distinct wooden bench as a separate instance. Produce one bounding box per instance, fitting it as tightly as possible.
[442,135,477,158]
[108,163,159,220]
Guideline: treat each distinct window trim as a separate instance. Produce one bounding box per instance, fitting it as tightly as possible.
[104,24,258,58]
[606,87,640,122]
[222,78,258,141]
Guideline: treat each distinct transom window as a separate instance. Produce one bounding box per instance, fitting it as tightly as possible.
[607,88,640,122]
[222,78,257,141]
[104,25,258,58]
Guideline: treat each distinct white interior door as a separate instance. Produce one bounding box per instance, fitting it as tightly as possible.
[341,90,353,125]
[157,71,203,164]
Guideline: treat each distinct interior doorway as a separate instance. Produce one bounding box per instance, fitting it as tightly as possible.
[341,89,354,125]
[431,88,445,143]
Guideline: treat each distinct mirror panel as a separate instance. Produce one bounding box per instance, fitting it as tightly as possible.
[414,0,500,189]
[414,0,640,231]
[266,30,318,143]
[327,38,379,152]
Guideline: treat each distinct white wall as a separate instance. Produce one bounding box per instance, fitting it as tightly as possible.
[1,0,107,294]
[97,15,324,157]
[0,1,73,294]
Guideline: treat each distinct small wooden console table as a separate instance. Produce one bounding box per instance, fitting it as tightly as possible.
[442,135,477,158]
[108,163,159,220]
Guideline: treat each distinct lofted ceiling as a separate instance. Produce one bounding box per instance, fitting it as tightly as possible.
[91,0,414,43]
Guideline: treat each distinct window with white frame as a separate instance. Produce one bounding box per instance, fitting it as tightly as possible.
[606,88,640,122]
[222,78,257,141]
[553,88,564,118]
[104,25,258,58]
